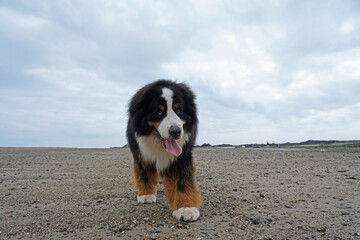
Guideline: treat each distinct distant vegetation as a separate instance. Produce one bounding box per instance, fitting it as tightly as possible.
[196,140,360,149]
[113,140,360,150]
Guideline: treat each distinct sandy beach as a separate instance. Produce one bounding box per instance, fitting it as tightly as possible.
[0,147,359,239]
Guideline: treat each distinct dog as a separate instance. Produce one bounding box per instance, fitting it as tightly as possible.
[126,79,201,221]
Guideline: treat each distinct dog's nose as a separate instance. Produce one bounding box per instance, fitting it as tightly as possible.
[169,126,181,139]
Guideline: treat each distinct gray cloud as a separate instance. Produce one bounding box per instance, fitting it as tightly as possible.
[1,1,360,147]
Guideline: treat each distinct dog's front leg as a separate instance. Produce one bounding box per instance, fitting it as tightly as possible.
[132,159,159,204]
[162,162,202,221]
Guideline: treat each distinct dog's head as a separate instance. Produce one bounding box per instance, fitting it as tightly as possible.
[128,80,197,156]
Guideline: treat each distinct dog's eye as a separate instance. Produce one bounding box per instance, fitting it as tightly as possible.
[173,103,182,115]
[156,109,164,116]
[156,105,165,116]
[175,108,182,115]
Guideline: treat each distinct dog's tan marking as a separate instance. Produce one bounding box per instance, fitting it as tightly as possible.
[132,157,159,196]
[162,172,202,210]
[147,121,160,128]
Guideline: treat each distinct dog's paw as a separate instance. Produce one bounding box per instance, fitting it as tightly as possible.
[173,207,200,221]
[137,194,156,203]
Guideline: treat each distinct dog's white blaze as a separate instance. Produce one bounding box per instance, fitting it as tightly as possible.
[158,88,184,140]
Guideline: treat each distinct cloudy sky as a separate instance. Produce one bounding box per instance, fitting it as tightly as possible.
[1,0,360,147]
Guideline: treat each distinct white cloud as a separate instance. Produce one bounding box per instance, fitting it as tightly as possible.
[162,25,282,104]
[24,66,130,97]
[0,7,49,32]
[340,20,356,35]
[23,65,130,126]
[287,48,360,99]
[1,1,360,146]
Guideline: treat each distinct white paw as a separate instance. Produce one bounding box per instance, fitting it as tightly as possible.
[173,207,200,221]
[137,194,156,203]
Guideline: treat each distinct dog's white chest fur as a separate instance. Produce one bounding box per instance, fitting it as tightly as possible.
[136,134,175,172]
[135,133,190,172]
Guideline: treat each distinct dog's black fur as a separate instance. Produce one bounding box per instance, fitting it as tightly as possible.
[126,80,201,221]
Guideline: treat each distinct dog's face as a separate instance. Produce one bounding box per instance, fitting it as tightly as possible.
[144,87,191,156]
[128,81,197,157]
[147,87,186,141]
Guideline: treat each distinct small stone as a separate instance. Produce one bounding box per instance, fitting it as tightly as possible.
[260,193,265,197]
[108,226,120,233]
[340,211,350,216]
[252,217,261,225]
[29,200,39,205]
[317,227,326,232]
[347,176,358,180]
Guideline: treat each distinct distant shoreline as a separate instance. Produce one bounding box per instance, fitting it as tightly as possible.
[1,140,360,150]
[196,140,360,149]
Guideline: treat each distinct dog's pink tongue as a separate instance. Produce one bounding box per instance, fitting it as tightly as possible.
[163,140,182,157]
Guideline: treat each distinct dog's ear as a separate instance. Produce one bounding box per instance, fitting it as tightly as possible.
[128,95,141,116]
[127,87,148,136]
[128,86,148,116]
[128,81,165,116]
[177,82,198,144]
[177,82,197,119]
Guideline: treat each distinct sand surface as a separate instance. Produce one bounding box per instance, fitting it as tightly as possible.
[0,147,359,239]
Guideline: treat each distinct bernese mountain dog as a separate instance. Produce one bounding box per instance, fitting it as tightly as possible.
[126,80,202,221]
